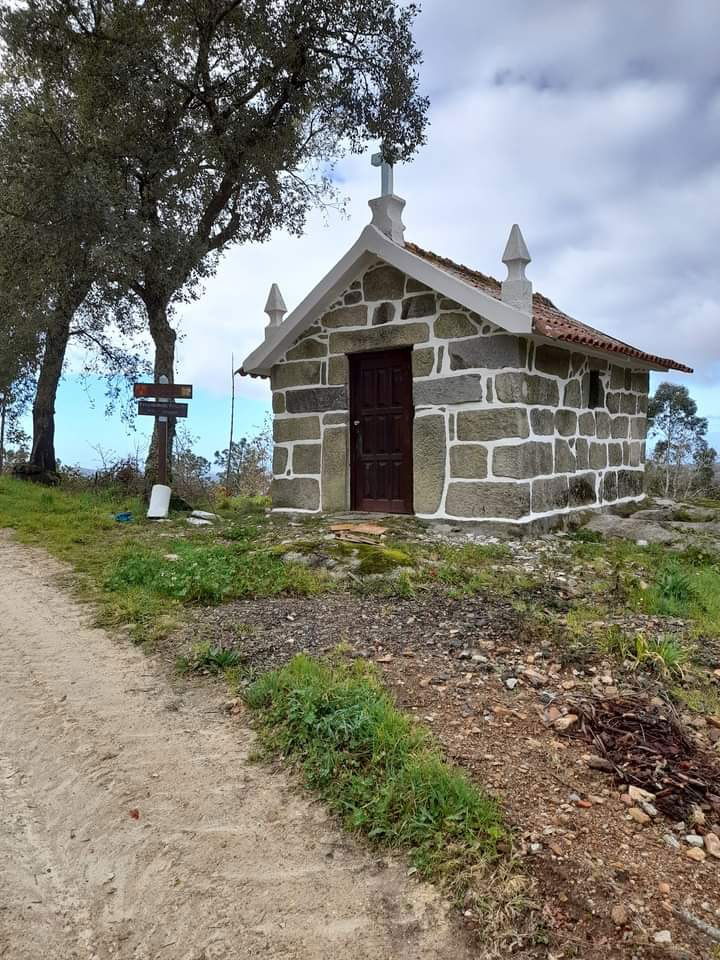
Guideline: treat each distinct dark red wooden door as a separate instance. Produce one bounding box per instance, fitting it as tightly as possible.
[349,349,414,514]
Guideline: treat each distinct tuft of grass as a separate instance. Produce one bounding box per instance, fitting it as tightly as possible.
[246,654,506,893]
[176,640,243,676]
[601,627,691,678]
[569,528,604,544]
[656,563,696,607]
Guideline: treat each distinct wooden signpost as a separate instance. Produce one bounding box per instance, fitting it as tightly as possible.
[134,377,193,488]
[137,400,188,419]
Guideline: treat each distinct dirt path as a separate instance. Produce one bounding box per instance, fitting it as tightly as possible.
[0,533,471,960]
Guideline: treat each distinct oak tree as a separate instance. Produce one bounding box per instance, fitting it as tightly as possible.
[1,0,428,478]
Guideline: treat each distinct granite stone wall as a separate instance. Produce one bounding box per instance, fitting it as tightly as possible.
[269,260,649,522]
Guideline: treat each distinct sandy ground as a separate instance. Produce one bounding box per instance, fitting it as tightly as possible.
[0,532,471,960]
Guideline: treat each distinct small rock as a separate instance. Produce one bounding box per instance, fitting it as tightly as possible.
[521,667,548,687]
[611,904,628,926]
[628,807,651,826]
[640,801,658,818]
[505,678,518,690]
[704,832,720,859]
[691,807,706,827]
[187,516,212,526]
[585,754,614,772]
[653,930,672,944]
[554,714,578,732]
[191,509,219,521]
[658,882,671,895]
[685,834,705,848]
[664,834,680,850]
[628,785,655,803]
[685,847,706,862]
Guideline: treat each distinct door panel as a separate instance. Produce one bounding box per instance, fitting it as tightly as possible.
[349,349,413,514]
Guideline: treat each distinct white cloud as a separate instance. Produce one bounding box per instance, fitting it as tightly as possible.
[170,0,719,426]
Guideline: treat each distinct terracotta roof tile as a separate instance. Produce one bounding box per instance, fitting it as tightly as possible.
[405,241,692,373]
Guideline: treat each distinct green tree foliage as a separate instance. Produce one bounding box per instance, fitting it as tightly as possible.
[0,83,149,475]
[213,418,272,496]
[0,0,428,478]
[647,382,715,498]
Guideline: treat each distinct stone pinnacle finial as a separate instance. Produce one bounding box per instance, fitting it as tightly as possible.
[501,224,532,315]
[264,283,287,328]
[369,150,405,244]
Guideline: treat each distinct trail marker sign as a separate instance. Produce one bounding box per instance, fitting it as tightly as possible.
[133,383,193,400]
[137,400,188,419]
[133,376,194,491]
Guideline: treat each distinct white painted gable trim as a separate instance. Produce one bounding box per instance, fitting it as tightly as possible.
[241,225,533,376]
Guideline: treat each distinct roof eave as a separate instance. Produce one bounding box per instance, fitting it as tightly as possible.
[240,225,533,376]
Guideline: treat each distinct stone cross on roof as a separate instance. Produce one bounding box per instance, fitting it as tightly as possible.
[371,151,394,197]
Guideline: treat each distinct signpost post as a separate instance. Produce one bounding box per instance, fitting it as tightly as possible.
[134,377,194,518]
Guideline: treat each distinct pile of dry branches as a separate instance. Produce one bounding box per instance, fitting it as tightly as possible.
[563,696,720,821]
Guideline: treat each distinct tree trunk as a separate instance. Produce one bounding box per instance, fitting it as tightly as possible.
[29,311,72,475]
[143,292,177,487]
[26,280,90,480]
[0,395,6,473]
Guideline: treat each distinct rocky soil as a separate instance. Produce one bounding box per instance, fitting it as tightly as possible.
[173,500,720,960]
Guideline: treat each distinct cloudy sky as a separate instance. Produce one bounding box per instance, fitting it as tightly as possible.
[53,0,720,467]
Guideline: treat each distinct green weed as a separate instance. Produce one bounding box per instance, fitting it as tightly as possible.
[601,627,691,678]
[569,528,604,544]
[177,640,243,675]
[656,563,696,606]
[246,654,506,891]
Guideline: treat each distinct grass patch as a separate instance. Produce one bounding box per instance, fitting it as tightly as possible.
[106,542,324,604]
[601,627,691,678]
[430,542,534,598]
[671,682,720,716]
[176,640,243,676]
[569,528,604,544]
[246,654,507,897]
[0,477,323,641]
[638,559,720,637]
